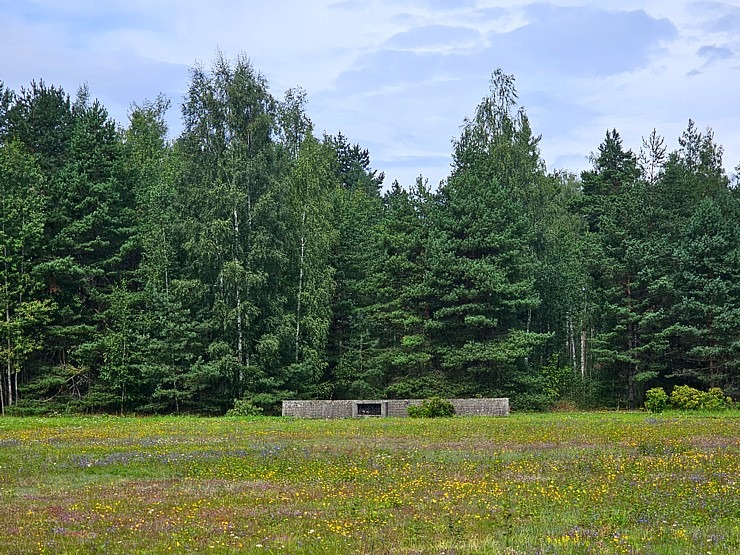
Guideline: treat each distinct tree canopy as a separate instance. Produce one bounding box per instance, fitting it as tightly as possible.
[0,59,737,415]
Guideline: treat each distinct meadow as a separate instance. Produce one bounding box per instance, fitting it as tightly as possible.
[0,412,737,554]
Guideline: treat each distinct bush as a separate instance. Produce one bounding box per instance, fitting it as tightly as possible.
[644,387,669,413]
[670,385,704,410]
[702,387,733,410]
[670,385,733,411]
[407,397,455,418]
[226,398,264,417]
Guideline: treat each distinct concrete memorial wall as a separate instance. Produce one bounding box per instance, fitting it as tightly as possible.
[282,398,509,418]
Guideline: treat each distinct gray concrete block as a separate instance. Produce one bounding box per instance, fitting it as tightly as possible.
[282,398,509,418]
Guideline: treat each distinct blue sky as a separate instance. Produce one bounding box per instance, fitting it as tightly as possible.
[2,0,739,186]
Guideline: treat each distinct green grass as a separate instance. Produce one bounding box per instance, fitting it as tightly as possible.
[0,412,738,554]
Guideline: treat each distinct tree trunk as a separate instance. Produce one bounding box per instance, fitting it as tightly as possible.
[580,329,587,380]
[233,204,244,394]
[5,295,12,407]
[707,312,716,387]
[295,211,306,363]
[1,372,4,416]
[3,239,10,412]
[566,314,577,374]
[13,360,18,407]
[580,287,588,379]
[244,191,252,373]
[161,224,170,301]
[626,278,636,409]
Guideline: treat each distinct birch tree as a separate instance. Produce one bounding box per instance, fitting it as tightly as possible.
[283,136,337,396]
[0,141,51,413]
[178,52,282,405]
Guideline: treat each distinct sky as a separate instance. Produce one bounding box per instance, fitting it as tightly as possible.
[2,0,739,187]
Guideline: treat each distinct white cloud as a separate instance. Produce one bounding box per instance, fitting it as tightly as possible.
[2,0,738,185]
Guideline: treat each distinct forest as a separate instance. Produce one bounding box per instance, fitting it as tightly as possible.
[1,53,738,415]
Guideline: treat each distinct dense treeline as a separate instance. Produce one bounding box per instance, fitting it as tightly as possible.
[1,54,738,415]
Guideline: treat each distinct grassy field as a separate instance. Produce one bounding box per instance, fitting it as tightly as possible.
[0,412,738,554]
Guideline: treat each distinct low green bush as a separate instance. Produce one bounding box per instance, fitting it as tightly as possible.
[644,387,669,413]
[670,385,733,411]
[407,396,455,418]
[226,398,264,417]
[702,387,734,410]
[670,385,704,410]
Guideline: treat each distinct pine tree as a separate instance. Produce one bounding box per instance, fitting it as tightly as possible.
[668,192,740,393]
[324,133,385,398]
[428,172,546,399]
[654,122,739,394]
[2,81,74,177]
[47,89,135,410]
[426,70,549,403]
[2,83,135,410]
[577,130,680,407]
[369,179,437,398]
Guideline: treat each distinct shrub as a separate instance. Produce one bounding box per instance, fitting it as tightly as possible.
[407,397,455,418]
[670,385,704,410]
[670,385,733,411]
[226,398,264,417]
[644,387,669,413]
[702,387,733,410]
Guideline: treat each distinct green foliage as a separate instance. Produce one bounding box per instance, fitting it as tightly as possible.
[225,397,264,417]
[428,77,550,393]
[670,385,733,411]
[511,358,576,411]
[664,190,740,390]
[670,385,706,410]
[703,387,734,411]
[407,396,455,418]
[325,177,384,398]
[0,137,52,413]
[644,387,669,413]
[362,178,436,398]
[385,371,461,400]
[1,63,738,415]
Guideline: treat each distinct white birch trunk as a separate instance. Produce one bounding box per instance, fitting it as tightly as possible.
[4,241,11,410]
[244,190,252,372]
[2,206,7,414]
[3,301,8,415]
[295,211,306,363]
[581,329,587,379]
[233,205,244,392]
